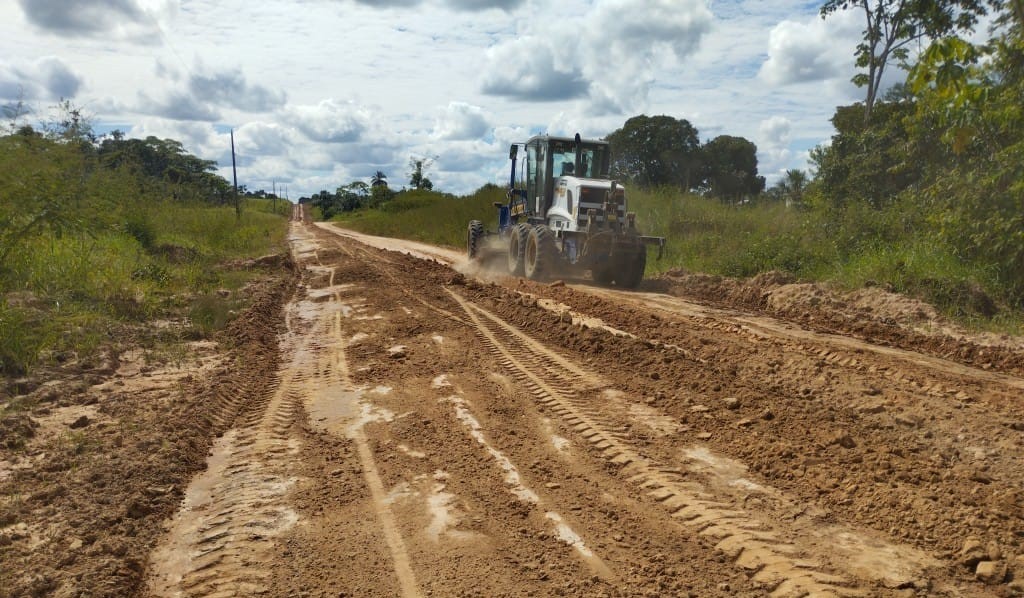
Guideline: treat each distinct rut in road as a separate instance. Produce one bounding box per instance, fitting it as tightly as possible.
[148,336,304,597]
[146,216,1003,597]
[446,287,952,597]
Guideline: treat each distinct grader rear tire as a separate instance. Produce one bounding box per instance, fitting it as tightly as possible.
[507,223,530,276]
[524,225,557,281]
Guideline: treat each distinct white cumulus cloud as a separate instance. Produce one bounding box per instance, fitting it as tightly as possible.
[432,102,491,140]
[481,0,712,114]
[759,9,860,85]
[283,99,373,144]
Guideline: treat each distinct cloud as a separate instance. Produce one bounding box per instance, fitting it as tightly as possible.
[140,62,285,119]
[481,40,589,101]
[759,115,791,147]
[432,102,491,140]
[282,99,372,143]
[136,91,221,121]
[0,57,83,102]
[443,0,526,11]
[16,0,174,40]
[234,121,297,157]
[345,0,420,7]
[481,0,712,113]
[756,115,794,177]
[188,66,287,113]
[759,10,860,85]
[433,140,499,172]
[124,118,226,162]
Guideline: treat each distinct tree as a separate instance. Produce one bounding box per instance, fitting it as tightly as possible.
[768,169,810,206]
[700,135,766,201]
[820,0,987,120]
[605,115,702,189]
[337,181,369,212]
[809,98,931,208]
[897,5,1024,301]
[96,134,228,203]
[371,170,388,188]
[408,158,434,190]
[310,190,338,219]
[370,183,392,207]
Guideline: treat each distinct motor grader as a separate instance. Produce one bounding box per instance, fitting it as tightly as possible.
[467,133,664,288]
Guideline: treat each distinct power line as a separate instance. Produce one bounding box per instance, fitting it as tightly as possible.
[140,5,192,77]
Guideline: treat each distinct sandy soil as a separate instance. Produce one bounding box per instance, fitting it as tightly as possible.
[5,206,1024,597]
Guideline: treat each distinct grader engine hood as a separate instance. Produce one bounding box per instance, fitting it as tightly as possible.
[570,179,626,229]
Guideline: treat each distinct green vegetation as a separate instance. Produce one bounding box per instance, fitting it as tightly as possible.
[606,115,765,199]
[332,186,504,247]
[0,109,288,377]
[629,191,1001,322]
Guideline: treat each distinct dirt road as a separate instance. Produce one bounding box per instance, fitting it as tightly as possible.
[141,206,1024,597]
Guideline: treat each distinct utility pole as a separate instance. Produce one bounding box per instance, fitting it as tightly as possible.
[230,128,240,221]
[272,179,277,215]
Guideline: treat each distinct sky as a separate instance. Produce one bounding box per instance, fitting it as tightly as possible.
[0,0,879,198]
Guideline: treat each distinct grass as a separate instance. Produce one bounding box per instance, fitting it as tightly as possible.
[333,187,504,248]
[0,201,289,376]
[629,189,834,278]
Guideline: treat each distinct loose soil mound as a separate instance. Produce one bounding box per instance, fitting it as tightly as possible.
[649,269,1024,377]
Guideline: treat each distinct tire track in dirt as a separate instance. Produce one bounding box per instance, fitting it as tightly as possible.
[294,222,423,597]
[146,364,301,593]
[147,221,310,597]
[148,325,304,597]
[306,307,422,598]
[446,288,951,597]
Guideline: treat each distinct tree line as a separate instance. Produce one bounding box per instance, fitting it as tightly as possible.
[809,0,1024,303]
[302,158,436,220]
[0,103,234,265]
[605,115,767,202]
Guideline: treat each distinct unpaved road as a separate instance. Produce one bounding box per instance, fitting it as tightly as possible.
[134,205,1024,597]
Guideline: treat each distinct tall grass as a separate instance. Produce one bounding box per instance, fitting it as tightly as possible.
[333,187,504,248]
[243,197,292,218]
[630,189,1006,321]
[629,189,835,277]
[147,201,288,260]
[0,201,288,374]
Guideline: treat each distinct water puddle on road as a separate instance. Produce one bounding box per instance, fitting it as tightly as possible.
[306,385,395,437]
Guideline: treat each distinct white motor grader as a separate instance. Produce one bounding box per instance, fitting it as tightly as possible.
[468,133,664,288]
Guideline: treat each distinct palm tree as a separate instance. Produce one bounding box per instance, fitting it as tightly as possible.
[781,169,808,206]
[371,170,388,188]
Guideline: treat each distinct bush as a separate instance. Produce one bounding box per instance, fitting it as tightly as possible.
[0,301,48,375]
